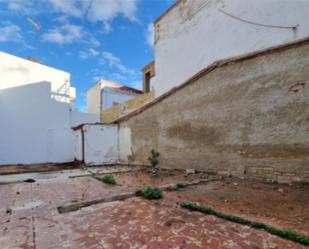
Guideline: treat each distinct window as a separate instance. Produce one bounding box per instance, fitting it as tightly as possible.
[145,72,151,93]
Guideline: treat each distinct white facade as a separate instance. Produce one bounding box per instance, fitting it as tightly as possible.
[118,126,132,162]
[0,82,98,165]
[152,0,309,96]
[102,87,139,109]
[86,79,141,116]
[74,124,119,165]
[0,51,76,104]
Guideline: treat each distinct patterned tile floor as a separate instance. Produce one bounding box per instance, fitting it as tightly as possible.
[0,170,308,249]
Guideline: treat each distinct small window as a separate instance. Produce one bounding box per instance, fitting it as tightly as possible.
[145,72,151,93]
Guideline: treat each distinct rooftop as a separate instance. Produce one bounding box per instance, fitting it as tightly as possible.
[91,79,143,95]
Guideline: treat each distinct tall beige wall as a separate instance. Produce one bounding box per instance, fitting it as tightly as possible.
[119,40,309,183]
[86,82,101,116]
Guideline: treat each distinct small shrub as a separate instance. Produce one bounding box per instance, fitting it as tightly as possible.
[176,182,185,188]
[148,149,160,167]
[136,186,162,199]
[99,175,116,185]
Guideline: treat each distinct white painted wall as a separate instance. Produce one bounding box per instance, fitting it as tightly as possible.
[152,0,309,96]
[102,87,139,110]
[81,124,119,165]
[118,126,132,162]
[71,110,99,127]
[0,51,76,103]
[74,130,83,161]
[0,81,99,165]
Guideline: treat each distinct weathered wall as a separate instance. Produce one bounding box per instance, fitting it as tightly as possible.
[152,0,309,96]
[74,124,118,165]
[119,41,309,183]
[101,91,154,123]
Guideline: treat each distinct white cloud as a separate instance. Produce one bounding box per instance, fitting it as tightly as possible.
[101,51,135,75]
[88,35,101,47]
[85,0,139,32]
[85,0,138,22]
[146,22,154,47]
[79,48,99,59]
[42,22,101,46]
[1,0,38,15]
[0,23,22,42]
[47,0,83,17]
[91,51,141,88]
[42,24,84,44]
[1,0,140,34]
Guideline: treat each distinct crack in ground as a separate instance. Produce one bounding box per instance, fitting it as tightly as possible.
[30,183,36,249]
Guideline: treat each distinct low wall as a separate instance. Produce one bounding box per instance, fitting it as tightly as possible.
[101,92,154,123]
[118,40,309,183]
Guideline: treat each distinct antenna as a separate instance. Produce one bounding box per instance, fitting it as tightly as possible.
[27,17,42,61]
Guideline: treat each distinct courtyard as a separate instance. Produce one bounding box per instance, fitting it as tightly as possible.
[0,166,308,249]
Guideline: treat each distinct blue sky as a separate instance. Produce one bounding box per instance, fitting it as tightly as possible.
[0,0,175,111]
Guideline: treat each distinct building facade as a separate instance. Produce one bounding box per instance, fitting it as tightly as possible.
[0,52,98,166]
[0,51,76,105]
[149,0,309,96]
[86,79,142,118]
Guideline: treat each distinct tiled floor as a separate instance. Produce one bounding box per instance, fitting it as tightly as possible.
[0,169,308,249]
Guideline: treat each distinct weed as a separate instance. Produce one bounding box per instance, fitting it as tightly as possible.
[176,182,185,188]
[136,186,162,199]
[167,182,186,191]
[99,175,116,185]
[180,202,309,246]
[148,149,160,167]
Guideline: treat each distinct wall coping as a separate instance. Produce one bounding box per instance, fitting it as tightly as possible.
[114,37,309,123]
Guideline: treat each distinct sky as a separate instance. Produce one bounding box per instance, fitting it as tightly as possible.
[0,0,175,111]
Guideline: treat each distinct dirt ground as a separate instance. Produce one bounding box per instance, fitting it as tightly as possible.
[0,167,308,249]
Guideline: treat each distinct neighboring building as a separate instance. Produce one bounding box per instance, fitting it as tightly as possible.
[0,51,76,106]
[149,0,309,96]
[141,60,155,93]
[0,52,99,166]
[100,91,154,123]
[86,79,143,118]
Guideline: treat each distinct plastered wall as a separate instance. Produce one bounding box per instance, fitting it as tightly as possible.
[119,40,309,183]
[152,0,309,96]
[0,82,99,165]
[0,51,75,103]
